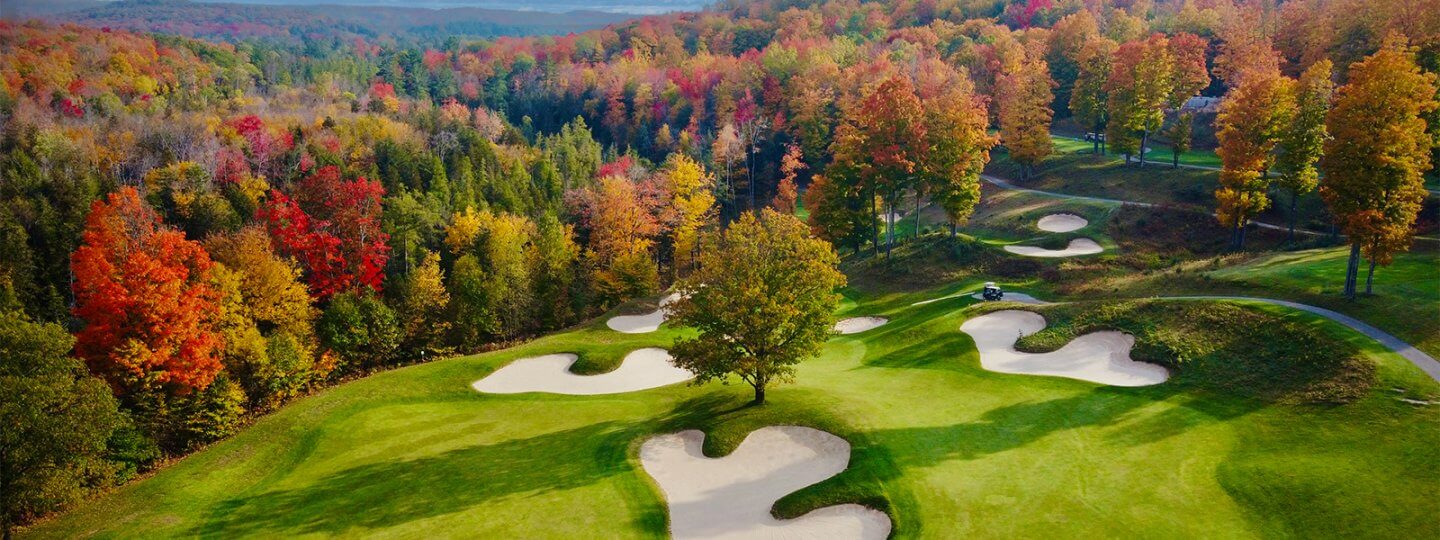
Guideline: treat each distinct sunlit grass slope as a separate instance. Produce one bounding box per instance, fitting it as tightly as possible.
[25,279,1440,538]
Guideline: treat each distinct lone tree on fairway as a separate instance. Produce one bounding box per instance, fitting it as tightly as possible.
[1321,35,1438,298]
[668,209,846,404]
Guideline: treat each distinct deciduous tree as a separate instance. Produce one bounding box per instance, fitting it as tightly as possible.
[923,74,997,236]
[997,45,1055,181]
[206,226,322,409]
[1321,36,1438,297]
[1275,60,1334,241]
[669,209,845,404]
[772,144,803,214]
[1070,37,1117,155]
[258,166,390,300]
[831,75,926,258]
[1,310,121,540]
[1215,67,1294,250]
[71,187,225,395]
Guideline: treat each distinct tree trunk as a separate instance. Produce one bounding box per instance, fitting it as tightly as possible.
[1138,131,1148,167]
[913,190,921,240]
[1288,190,1299,243]
[1093,120,1102,154]
[1172,150,1180,169]
[1343,243,1361,298]
[885,202,895,260]
[1365,258,1376,295]
[950,221,957,238]
[747,146,755,211]
[870,189,879,258]
[752,382,766,404]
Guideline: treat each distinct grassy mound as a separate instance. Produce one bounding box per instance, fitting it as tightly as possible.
[999,300,1375,403]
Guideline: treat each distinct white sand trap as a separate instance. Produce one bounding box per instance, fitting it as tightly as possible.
[471,348,692,395]
[834,316,888,334]
[607,293,681,333]
[969,291,1047,305]
[1036,213,1088,233]
[960,310,1168,386]
[1003,238,1104,258]
[640,426,892,540]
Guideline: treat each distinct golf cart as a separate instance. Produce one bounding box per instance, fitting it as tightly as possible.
[981,282,1004,301]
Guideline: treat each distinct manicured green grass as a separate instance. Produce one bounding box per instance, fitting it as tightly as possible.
[1049,134,1223,169]
[1002,300,1374,403]
[990,144,1354,236]
[25,275,1440,538]
[1205,247,1440,357]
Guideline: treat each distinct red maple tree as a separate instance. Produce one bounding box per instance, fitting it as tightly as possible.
[71,187,225,395]
[258,165,389,299]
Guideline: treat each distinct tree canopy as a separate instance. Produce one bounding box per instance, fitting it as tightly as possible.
[668,209,845,404]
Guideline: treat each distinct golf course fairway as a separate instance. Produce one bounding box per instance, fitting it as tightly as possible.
[22,282,1440,538]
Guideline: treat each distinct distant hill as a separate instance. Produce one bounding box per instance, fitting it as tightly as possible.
[2,0,643,41]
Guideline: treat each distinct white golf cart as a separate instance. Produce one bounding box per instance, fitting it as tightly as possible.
[981,282,1004,301]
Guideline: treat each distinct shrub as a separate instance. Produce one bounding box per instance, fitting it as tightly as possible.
[317,291,402,373]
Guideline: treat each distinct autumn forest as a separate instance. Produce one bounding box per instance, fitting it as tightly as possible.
[3,0,1439,537]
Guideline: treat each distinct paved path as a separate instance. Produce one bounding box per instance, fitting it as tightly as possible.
[1167,296,1440,382]
[981,174,1327,237]
[962,288,1440,383]
[982,174,1440,242]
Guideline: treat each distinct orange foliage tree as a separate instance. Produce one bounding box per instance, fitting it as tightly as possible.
[71,187,224,395]
[1321,36,1439,297]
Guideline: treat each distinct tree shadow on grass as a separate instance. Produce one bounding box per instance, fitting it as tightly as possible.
[870,385,1263,468]
[845,304,980,372]
[193,419,642,537]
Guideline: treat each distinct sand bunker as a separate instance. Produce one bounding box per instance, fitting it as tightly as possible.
[834,316,888,334]
[1003,238,1104,258]
[640,426,892,540]
[960,310,1168,386]
[1036,213,1088,233]
[607,293,681,333]
[471,348,692,395]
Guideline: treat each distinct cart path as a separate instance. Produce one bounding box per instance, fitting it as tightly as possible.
[958,289,1440,383]
[980,175,1321,237]
[981,174,1440,243]
[1166,296,1440,382]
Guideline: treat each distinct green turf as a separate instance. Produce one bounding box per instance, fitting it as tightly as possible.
[24,276,1440,538]
[1204,246,1440,357]
[1049,134,1224,169]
